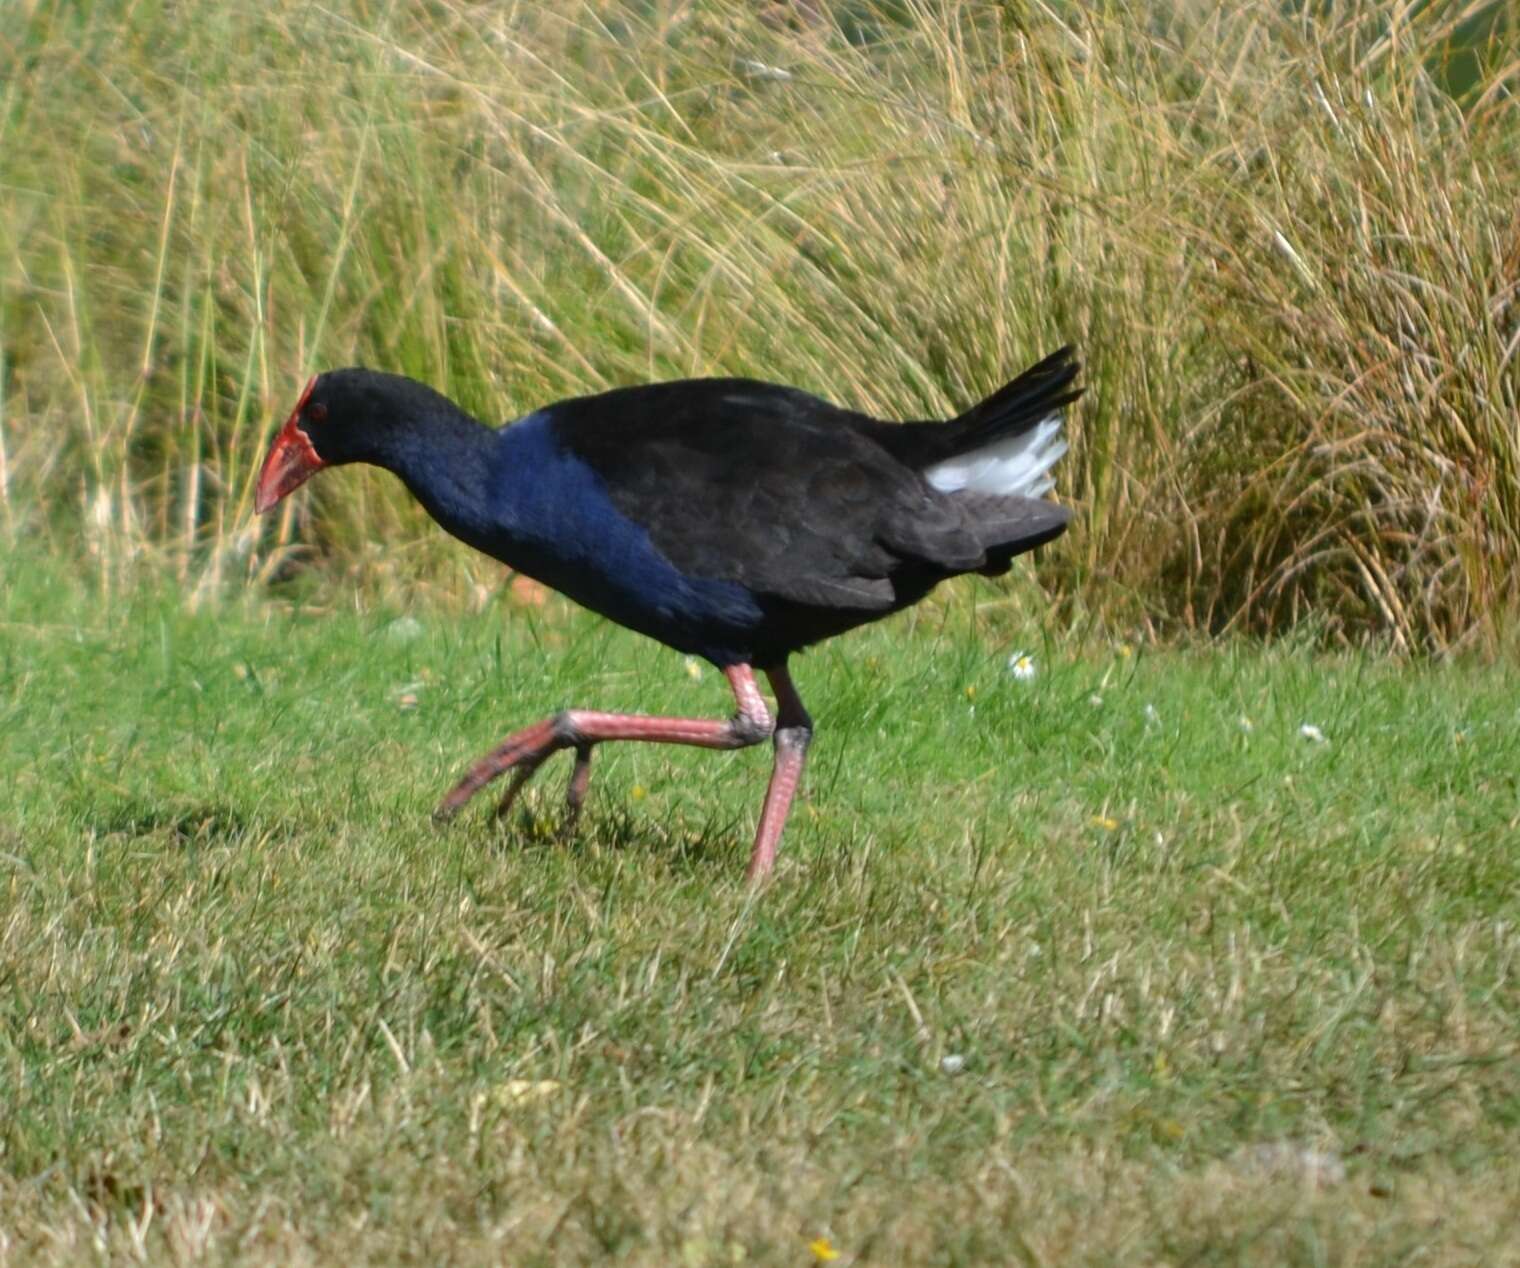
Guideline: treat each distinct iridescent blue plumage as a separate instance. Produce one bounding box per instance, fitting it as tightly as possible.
[478,413,767,665]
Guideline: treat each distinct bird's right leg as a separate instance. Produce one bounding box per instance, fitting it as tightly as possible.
[434,664,774,826]
[747,663,813,883]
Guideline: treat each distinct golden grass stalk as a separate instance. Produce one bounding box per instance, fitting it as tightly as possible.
[1,0,1515,649]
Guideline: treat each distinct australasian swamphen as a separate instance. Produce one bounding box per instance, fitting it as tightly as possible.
[254,348,1080,881]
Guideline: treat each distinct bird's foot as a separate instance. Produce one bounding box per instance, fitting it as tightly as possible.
[434,716,567,822]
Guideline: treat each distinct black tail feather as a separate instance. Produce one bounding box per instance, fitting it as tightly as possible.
[950,346,1082,451]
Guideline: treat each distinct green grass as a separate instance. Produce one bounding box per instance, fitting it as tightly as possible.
[3,553,1517,1263]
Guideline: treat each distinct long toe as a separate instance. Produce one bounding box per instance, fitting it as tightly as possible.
[561,743,594,836]
[492,760,545,822]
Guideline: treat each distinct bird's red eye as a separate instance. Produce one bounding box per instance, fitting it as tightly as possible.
[307,402,328,423]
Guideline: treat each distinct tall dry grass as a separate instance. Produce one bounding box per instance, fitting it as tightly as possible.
[2,0,1516,648]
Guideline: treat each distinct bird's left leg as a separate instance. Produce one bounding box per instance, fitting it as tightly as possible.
[434,664,773,825]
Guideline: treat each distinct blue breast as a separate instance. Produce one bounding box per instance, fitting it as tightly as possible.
[469,412,765,665]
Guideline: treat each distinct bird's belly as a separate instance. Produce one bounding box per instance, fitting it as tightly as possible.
[533,545,765,664]
[454,516,766,666]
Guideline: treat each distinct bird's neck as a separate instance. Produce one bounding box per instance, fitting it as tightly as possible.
[367,403,503,544]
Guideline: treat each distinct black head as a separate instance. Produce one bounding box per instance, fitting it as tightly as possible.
[254,368,464,513]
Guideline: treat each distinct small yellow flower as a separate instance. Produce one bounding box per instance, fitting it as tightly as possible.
[809,1238,841,1263]
[631,785,647,801]
[1091,815,1119,831]
[964,685,976,700]
[684,656,704,681]
[1118,644,1134,659]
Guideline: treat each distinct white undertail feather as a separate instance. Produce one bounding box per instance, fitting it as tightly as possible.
[923,411,1068,497]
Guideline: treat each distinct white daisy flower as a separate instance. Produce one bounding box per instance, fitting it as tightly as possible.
[1007,652,1036,681]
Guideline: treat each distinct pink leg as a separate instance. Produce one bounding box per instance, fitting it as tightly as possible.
[747,663,814,883]
[435,665,774,825]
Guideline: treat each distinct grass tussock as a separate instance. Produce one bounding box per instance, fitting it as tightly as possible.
[2,0,1518,647]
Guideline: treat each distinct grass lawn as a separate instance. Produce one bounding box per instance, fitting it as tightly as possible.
[2,556,1517,1263]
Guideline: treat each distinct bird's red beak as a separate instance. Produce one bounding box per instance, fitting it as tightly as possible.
[255,376,328,514]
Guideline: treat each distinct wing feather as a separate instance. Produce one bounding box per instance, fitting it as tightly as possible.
[550,377,1060,611]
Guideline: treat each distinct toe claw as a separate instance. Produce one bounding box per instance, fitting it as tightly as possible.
[432,792,469,824]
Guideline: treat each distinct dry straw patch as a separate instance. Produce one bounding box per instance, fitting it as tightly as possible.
[2,1,1517,647]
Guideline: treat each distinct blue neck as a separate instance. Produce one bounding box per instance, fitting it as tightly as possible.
[376,411,504,549]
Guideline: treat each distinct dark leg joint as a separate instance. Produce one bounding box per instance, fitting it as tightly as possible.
[549,711,584,747]
[728,710,775,748]
[773,720,813,756]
